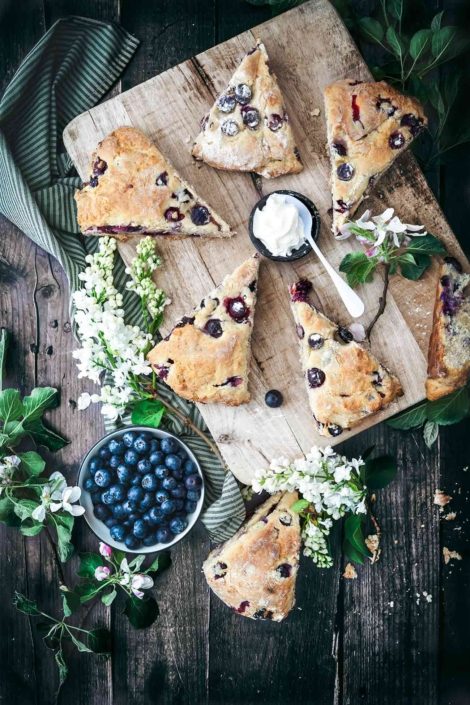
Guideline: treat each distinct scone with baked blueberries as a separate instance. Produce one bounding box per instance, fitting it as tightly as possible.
[75,126,233,240]
[290,279,403,437]
[203,491,300,621]
[323,79,427,234]
[147,255,260,406]
[192,40,303,179]
[426,257,470,401]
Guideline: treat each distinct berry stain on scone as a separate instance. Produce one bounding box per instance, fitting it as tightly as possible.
[75,127,233,240]
[192,40,303,179]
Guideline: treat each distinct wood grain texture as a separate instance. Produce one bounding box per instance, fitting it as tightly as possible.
[63,0,469,485]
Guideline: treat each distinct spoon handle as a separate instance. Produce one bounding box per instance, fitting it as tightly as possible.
[307,235,365,318]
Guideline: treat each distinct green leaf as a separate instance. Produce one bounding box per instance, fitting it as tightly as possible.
[22,387,59,423]
[387,401,427,429]
[2,419,25,444]
[13,591,41,616]
[290,498,310,513]
[0,328,10,391]
[76,581,102,604]
[147,551,171,576]
[60,589,81,617]
[68,631,93,653]
[431,11,444,31]
[19,451,46,476]
[405,234,447,256]
[427,386,470,425]
[52,515,75,562]
[343,539,366,565]
[364,455,397,489]
[339,251,377,288]
[87,627,112,654]
[386,26,405,58]
[55,649,68,690]
[102,589,117,606]
[430,27,469,65]
[77,552,103,579]
[358,17,384,43]
[388,0,403,21]
[0,389,24,424]
[20,520,44,537]
[343,515,371,564]
[131,400,165,428]
[14,499,39,521]
[409,29,431,61]
[423,420,439,448]
[124,595,159,629]
[0,433,9,448]
[26,418,68,451]
[399,252,431,280]
[0,496,20,527]
[128,554,145,572]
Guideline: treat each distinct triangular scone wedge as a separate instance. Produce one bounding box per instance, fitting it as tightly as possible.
[203,492,300,621]
[192,40,303,179]
[289,279,403,436]
[147,255,259,405]
[426,258,470,401]
[75,127,233,239]
[324,79,427,233]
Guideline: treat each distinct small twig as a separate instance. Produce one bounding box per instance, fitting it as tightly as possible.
[366,263,390,340]
[45,526,66,585]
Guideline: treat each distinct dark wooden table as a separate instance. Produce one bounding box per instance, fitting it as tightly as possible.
[0,1,469,704]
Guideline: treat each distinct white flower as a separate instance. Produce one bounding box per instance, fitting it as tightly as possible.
[94,566,111,581]
[130,574,154,599]
[99,542,113,559]
[0,455,21,495]
[43,473,86,517]
[77,392,92,410]
[338,208,426,247]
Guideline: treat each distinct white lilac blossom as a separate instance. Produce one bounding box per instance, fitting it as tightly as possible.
[337,208,426,254]
[72,237,166,421]
[125,237,170,321]
[0,455,21,495]
[253,446,367,568]
[32,471,85,522]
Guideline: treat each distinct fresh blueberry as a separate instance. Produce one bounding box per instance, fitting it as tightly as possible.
[99,446,111,460]
[88,457,101,474]
[172,469,183,481]
[171,485,186,499]
[105,517,119,528]
[112,503,127,520]
[161,499,177,515]
[133,519,148,539]
[93,504,110,521]
[150,451,164,466]
[186,489,201,502]
[137,458,152,474]
[127,486,144,503]
[185,474,202,490]
[124,449,139,466]
[185,500,198,514]
[265,390,283,408]
[108,438,125,455]
[143,534,157,546]
[101,491,115,505]
[175,499,185,511]
[131,475,141,486]
[84,477,96,492]
[183,459,196,476]
[165,454,182,472]
[190,204,210,226]
[155,489,170,504]
[138,493,154,513]
[155,465,170,479]
[169,517,188,535]
[160,437,177,454]
[141,473,159,491]
[122,519,132,528]
[116,464,132,485]
[108,484,127,502]
[122,431,136,448]
[162,477,177,491]
[176,448,187,460]
[128,511,142,521]
[133,436,149,454]
[110,525,127,542]
[122,499,138,514]
[124,535,141,550]
[156,527,172,544]
[94,469,112,488]
[148,506,166,525]
[142,511,153,524]
[109,454,122,469]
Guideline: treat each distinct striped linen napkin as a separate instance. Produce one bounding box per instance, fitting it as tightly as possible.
[0,16,245,541]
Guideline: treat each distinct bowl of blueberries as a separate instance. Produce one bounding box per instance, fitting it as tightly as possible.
[78,427,204,553]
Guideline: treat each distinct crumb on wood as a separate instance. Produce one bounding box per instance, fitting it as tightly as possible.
[365,534,381,563]
[443,547,463,565]
[433,489,452,507]
[343,563,357,579]
[443,512,457,521]
[309,108,321,117]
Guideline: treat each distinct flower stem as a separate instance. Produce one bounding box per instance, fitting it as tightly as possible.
[366,263,391,340]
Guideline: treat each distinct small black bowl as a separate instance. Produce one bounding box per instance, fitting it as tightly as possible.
[248,189,320,262]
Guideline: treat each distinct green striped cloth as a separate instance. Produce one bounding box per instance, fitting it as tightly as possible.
[0,16,245,542]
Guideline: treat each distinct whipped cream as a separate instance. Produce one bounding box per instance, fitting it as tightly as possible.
[253,193,306,257]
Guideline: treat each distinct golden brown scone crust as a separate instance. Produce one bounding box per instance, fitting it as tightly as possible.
[426,259,470,401]
[192,40,303,179]
[290,280,403,435]
[75,126,233,239]
[203,492,300,621]
[147,255,259,405]
[323,79,427,233]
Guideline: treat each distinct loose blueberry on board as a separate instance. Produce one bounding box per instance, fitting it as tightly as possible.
[265,390,283,408]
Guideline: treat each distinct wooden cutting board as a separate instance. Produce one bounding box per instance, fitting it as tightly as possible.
[63,0,468,485]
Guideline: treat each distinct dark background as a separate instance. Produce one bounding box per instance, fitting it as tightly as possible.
[0,1,469,704]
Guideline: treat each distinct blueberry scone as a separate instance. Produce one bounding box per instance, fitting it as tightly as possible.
[290,279,403,436]
[203,492,300,621]
[426,257,470,401]
[324,79,427,234]
[192,40,303,179]
[75,127,233,239]
[147,255,259,405]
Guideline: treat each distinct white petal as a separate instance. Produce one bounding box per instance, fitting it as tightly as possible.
[66,486,82,504]
[131,589,144,599]
[375,229,387,247]
[387,216,407,233]
[69,505,86,516]
[32,504,46,522]
[50,501,63,513]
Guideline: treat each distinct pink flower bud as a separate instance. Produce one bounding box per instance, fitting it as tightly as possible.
[94,566,111,582]
[99,542,112,559]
